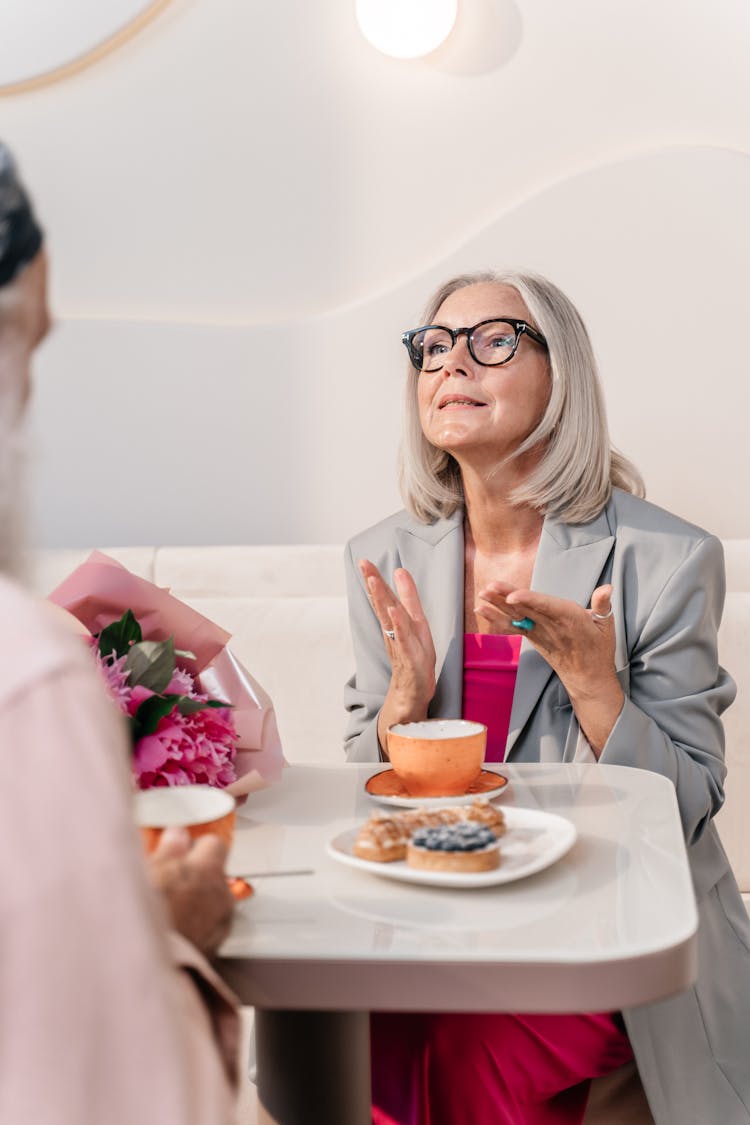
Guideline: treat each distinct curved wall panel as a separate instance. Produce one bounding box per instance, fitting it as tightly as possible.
[30,146,750,545]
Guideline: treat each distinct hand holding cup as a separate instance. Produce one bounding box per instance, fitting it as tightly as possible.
[148,827,235,956]
[135,785,241,954]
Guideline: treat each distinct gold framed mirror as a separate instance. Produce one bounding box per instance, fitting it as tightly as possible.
[0,0,172,95]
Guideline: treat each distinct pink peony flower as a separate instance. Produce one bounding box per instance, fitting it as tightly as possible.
[167,667,195,696]
[127,684,155,715]
[91,645,132,711]
[133,703,238,790]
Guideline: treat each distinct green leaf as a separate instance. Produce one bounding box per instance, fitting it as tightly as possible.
[124,638,175,693]
[173,696,231,716]
[175,696,208,716]
[174,648,196,660]
[97,609,142,660]
[131,694,180,739]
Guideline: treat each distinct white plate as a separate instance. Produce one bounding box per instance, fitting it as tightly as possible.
[327,806,577,889]
[365,769,509,810]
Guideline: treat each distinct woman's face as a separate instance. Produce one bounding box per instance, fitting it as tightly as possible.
[416,282,550,466]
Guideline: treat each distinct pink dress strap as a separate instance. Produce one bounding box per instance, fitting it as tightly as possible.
[462,632,522,762]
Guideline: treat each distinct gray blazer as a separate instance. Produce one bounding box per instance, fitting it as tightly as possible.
[344,488,750,1124]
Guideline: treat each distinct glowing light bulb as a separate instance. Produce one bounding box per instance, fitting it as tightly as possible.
[356,0,458,59]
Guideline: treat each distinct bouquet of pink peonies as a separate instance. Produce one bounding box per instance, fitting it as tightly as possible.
[48,551,285,795]
[91,608,239,789]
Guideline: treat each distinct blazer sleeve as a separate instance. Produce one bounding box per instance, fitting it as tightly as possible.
[343,540,391,762]
[600,533,736,845]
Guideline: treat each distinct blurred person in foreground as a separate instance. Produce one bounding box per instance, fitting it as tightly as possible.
[0,142,239,1124]
[345,271,750,1124]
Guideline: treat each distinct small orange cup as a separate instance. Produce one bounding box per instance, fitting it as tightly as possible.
[387,719,486,797]
[134,785,236,854]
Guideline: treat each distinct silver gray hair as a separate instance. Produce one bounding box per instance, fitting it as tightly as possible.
[399,269,644,525]
[0,277,30,580]
[0,395,28,581]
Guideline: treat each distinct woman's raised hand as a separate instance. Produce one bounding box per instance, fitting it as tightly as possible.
[475,581,624,755]
[359,559,437,753]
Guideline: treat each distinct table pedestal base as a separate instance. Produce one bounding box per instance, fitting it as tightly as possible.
[255,1009,371,1125]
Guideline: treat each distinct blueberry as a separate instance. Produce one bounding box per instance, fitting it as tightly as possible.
[411,823,495,852]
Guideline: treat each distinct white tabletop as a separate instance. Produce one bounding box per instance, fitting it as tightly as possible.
[218,761,698,1013]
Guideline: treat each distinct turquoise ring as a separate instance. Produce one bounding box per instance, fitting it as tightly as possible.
[511,616,535,632]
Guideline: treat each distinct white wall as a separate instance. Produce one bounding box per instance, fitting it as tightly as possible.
[2,0,749,545]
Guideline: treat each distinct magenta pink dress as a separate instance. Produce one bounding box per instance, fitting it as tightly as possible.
[370,634,633,1125]
[462,632,523,761]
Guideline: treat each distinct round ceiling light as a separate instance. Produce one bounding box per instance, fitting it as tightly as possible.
[356,0,458,59]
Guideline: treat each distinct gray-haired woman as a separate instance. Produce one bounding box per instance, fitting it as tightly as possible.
[344,271,750,1124]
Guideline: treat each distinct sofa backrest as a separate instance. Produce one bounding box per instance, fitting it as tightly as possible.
[33,541,750,896]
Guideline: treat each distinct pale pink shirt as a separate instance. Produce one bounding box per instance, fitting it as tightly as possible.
[0,575,239,1125]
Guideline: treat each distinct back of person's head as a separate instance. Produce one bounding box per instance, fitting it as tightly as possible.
[0,141,46,578]
[0,143,46,346]
[0,144,43,286]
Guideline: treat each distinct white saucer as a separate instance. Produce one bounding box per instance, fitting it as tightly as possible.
[327,806,577,889]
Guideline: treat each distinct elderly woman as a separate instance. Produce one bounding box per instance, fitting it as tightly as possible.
[344,271,750,1125]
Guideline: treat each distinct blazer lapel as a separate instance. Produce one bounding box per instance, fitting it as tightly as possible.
[395,510,464,718]
[505,508,615,757]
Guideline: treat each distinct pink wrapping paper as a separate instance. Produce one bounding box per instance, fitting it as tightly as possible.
[48,551,285,795]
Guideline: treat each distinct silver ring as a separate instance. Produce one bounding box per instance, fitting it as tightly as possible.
[591,608,614,621]
[383,629,396,640]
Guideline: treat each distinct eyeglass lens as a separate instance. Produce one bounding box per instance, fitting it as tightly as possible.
[412,321,519,371]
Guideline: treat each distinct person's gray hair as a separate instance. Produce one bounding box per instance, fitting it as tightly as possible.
[0,140,39,579]
[0,267,30,579]
[399,269,644,525]
[0,395,27,580]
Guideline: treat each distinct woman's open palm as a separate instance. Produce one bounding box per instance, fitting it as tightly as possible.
[359,559,437,711]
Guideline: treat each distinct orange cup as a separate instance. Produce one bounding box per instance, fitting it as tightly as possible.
[386,719,486,797]
[133,785,236,854]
